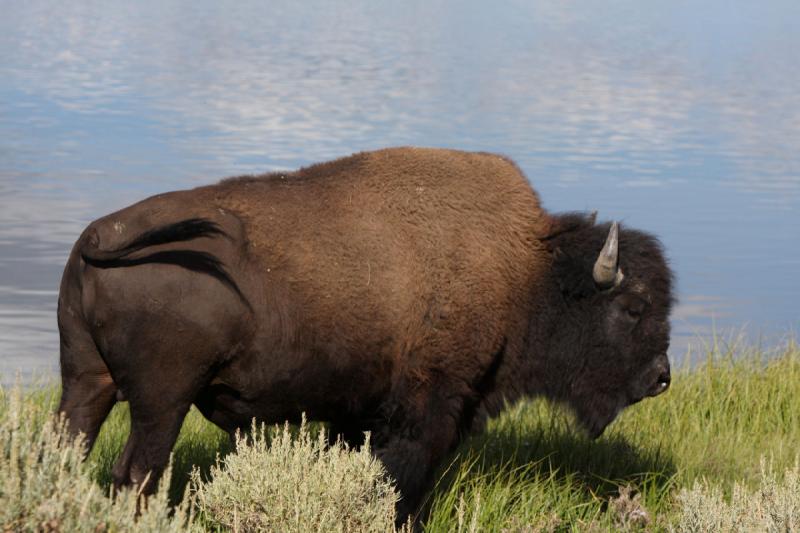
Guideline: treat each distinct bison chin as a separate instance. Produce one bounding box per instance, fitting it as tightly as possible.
[571,395,629,440]
[570,354,672,439]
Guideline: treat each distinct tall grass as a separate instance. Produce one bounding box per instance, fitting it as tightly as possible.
[1,339,798,531]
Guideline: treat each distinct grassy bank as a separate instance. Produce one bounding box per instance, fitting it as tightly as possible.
[2,340,799,531]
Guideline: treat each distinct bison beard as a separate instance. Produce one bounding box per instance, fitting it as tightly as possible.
[56,147,674,522]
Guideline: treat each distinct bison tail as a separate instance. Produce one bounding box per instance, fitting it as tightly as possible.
[77,188,243,263]
[75,192,250,309]
[80,217,228,263]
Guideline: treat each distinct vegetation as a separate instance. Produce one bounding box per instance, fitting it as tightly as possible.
[673,458,799,532]
[193,419,401,532]
[0,387,194,532]
[1,339,798,531]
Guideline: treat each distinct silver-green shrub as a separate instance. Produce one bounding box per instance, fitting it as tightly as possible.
[192,418,400,533]
[673,457,800,533]
[0,386,195,532]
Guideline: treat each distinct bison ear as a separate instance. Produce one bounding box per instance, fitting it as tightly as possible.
[541,212,596,252]
[544,212,609,299]
[551,246,596,299]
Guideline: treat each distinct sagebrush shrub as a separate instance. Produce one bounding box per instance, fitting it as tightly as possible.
[0,387,195,532]
[673,457,800,532]
[192,418,400,533]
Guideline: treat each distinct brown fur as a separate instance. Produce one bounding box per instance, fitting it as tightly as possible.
[58,147,673,522]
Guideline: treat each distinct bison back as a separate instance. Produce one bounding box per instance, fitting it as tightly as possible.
[211,148,551,407]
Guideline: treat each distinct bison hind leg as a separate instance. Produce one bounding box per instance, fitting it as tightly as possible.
[108,350,218,493]
[58,312,117,454]
[58,370,117,454]
[111,379,199,493]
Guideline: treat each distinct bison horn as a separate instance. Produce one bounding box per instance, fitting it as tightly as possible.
[593,221,622,288]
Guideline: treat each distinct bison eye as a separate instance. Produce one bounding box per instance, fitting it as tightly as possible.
[625,307,642,319]
[612,293,647,324]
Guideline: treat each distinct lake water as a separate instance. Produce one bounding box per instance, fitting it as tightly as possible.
[1,1,798,382]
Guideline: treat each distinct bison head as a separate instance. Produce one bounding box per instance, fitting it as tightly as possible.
[544,214,674,438]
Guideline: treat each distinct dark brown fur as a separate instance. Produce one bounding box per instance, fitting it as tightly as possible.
[57,147,673,520]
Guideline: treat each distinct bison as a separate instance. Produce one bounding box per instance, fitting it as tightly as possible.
[57,147,673,519]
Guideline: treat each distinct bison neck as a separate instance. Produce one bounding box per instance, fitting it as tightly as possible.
[470,274,576,430]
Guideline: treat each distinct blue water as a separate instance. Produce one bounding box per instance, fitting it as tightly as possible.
[1,1,798,381]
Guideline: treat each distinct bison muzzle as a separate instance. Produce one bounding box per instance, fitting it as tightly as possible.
[57,147,674,520]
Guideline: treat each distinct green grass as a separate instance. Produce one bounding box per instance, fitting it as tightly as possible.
[3,339,799,531]
[423,339,800,531]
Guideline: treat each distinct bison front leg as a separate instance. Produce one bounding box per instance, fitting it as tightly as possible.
[373,383,467,523]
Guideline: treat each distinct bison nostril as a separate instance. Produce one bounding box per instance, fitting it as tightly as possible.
[656,371,670,392]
